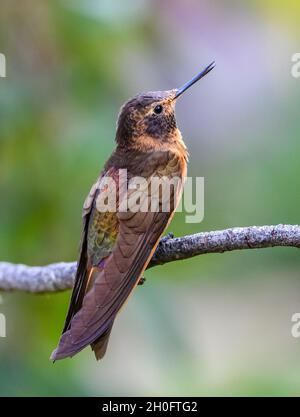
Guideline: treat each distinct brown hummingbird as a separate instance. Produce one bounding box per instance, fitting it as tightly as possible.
[51,61,215,361]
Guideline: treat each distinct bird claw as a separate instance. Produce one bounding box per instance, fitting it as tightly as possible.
[138,234,174,286]
[138,276,146,285]
[159,232,174,244]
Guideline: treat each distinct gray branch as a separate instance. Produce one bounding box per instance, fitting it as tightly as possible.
[0,224,299,293]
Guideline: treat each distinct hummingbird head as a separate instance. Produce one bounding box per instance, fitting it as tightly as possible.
[115,62,215,149]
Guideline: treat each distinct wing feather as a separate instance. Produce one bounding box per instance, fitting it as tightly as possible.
[52,153,185,360]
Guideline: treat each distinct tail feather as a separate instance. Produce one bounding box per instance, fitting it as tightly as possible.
[91,324,113,360]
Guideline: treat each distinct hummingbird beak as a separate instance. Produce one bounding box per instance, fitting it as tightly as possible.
[174,61,216,100]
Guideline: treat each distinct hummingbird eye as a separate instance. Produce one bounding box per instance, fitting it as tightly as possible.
[154,104,163,114]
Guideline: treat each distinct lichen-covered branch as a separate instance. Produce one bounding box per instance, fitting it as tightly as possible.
[0,224,299,293]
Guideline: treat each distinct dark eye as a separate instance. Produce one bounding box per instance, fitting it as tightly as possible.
[154,104,163,114]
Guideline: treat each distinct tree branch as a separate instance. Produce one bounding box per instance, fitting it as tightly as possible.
[0,224,299,293]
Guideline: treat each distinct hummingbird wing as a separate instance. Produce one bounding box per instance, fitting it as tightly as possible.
[61,168,119,334]
[51,154,184,361]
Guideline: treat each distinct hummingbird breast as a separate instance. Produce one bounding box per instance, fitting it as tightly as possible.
[87,144,187,269]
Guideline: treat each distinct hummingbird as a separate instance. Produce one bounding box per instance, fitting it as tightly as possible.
[51,61,215,361]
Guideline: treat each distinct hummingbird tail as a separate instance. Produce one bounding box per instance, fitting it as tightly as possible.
[91,324,113,360]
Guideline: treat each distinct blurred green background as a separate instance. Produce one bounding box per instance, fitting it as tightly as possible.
[0,0,300,396]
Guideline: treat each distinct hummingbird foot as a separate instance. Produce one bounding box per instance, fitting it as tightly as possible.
[159,232,174,244]
[138,276,146,285]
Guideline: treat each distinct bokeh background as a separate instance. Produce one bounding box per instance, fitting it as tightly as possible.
[0,0,300,396]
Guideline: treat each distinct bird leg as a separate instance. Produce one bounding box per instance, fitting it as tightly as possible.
[138,234,174,286]
[138,276,146,285]
[159,232,174,244]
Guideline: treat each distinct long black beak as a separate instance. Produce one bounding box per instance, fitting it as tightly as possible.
[174,61,215,99]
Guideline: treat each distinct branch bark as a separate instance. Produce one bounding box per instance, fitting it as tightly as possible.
[0,224,299,293]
